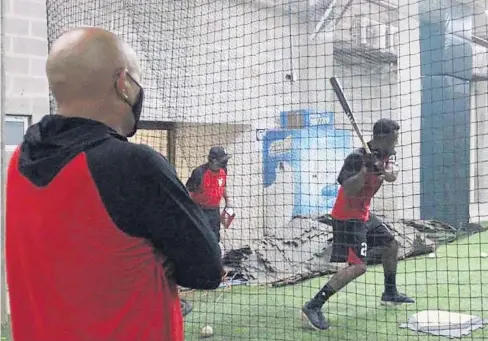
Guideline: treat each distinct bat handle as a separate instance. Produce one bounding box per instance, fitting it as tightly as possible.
[352,126,371,154]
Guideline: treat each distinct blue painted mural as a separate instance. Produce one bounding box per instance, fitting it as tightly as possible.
[262,110,352,220]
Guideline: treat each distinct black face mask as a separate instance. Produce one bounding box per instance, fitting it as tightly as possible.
[126,87,144,138]
[218,159,228,168]
[115,72,144,138]
[373,133,398,158]
[208,157,228,170]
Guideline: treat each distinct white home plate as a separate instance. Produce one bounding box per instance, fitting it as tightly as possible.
[400,310,487,338]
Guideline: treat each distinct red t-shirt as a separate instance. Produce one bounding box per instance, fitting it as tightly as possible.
[187,165,227,208]
[331,148,393,222]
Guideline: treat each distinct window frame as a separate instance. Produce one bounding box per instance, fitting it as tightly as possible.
[5,115,31,152]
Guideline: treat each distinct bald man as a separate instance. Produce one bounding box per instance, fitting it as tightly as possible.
[6,27,222,341]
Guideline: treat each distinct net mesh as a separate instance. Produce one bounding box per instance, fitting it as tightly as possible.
[43,0,488,340]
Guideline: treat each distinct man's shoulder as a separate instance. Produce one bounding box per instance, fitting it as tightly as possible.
[350,148,366,156]
[193,164,209,174]
[87,138,170,172]
[343,149,365,163]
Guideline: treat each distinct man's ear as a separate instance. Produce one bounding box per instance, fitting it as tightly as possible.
[115,70,130,100]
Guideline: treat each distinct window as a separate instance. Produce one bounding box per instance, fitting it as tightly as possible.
[5,115,30,152]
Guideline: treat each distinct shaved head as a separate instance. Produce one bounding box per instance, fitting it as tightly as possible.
[46,27,143,136]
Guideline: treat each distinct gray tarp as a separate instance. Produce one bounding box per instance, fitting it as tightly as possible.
[222,215,486,286]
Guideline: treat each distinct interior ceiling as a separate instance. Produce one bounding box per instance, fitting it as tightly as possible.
[255,0,488,40]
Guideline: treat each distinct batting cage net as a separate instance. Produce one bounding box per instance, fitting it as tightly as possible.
[44,0,487,340]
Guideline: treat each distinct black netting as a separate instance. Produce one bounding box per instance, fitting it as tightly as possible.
[42,0,488,340]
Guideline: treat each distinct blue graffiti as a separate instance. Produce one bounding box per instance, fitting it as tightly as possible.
[262,110,351,217]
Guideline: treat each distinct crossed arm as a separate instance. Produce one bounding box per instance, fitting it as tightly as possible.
[89,143,223,290]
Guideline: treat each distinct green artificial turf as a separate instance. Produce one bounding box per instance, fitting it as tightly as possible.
[2,231,487,341]
[183,231,488,341]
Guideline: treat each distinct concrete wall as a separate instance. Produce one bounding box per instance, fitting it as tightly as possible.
[1,0,50,319]
[397,7,422,221]
[3,0,49,124]
[470,40,488,221]
[470,79,488,221]
[2,0,50,317]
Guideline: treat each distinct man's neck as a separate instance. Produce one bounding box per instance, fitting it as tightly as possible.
[57,103,124,136]
[206,164,220,173]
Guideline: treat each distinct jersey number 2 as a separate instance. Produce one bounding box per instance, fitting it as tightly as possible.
[360,242,368,257]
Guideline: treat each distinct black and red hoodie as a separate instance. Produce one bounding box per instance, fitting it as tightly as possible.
[6,115,223,341]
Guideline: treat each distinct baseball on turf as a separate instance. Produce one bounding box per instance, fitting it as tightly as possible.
[481,252,487,258]
[200,326,213,338]
[428,253,436,258]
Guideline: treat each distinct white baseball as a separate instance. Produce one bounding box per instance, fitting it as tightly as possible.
[200,325,214,337]
[481,252,487,258]
[428,253,436,258]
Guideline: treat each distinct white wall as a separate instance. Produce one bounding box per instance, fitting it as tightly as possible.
[3,0,49,123]
[1,0,50,319]
[470,41,488,222]
[470,80,488,221]
[161,0,334,127]
[394,5,422,221]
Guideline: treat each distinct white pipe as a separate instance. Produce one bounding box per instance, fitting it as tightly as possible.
[288,2,295,80]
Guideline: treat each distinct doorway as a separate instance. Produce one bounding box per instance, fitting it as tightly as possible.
[128,121,176,166]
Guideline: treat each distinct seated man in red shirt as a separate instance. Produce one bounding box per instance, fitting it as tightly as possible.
[301,119,415,331]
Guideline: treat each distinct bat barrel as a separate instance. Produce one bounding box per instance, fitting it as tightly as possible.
[330,77,372,154]
[329,77,352,114]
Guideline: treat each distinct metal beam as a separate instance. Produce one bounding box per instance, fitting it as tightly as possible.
[167,127,177,166]
[138,120,175,131]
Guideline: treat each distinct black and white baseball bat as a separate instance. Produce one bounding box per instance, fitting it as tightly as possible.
[329,77,371,154]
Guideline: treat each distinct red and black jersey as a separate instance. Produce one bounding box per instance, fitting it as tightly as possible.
[186,165,227,208]
[331,145,395,222]
[6,115,222,341]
